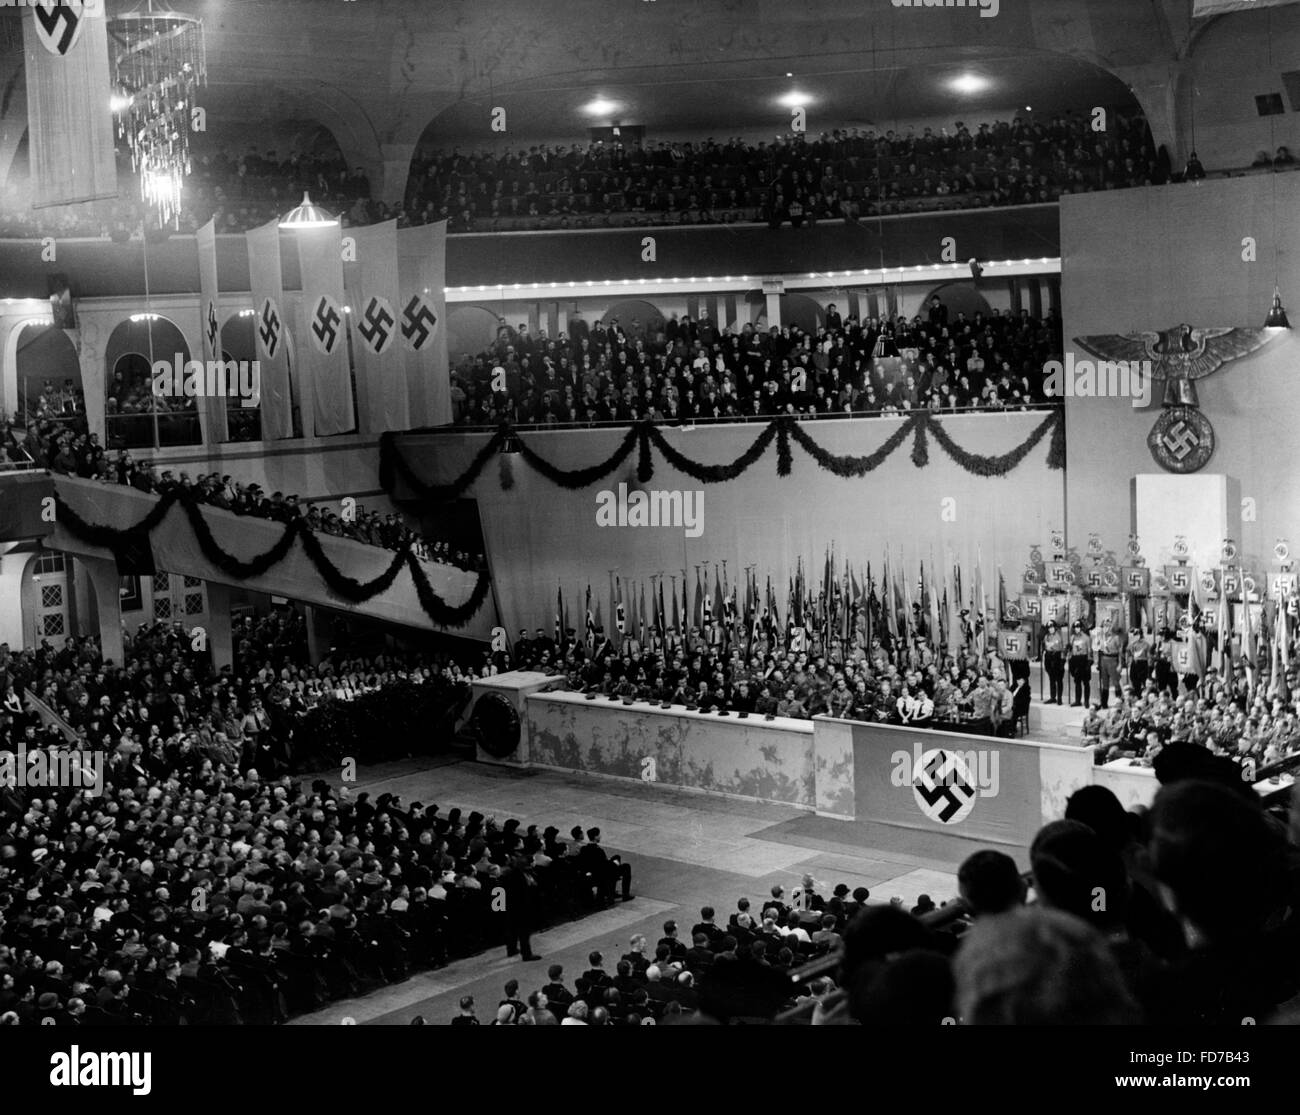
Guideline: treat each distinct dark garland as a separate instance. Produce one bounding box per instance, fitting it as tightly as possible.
[52,491,491,629]
[926,409,1061,477]
[787,414,921,476]
[382,410,1066,503]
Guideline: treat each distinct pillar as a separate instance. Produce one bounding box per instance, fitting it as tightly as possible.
[205,581,233,670]
[378,142,417,206]
[77,554,124,667]
[303,604,331,666]
[762,277,783,329]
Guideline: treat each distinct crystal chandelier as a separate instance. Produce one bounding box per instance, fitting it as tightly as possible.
[108,2,207,227]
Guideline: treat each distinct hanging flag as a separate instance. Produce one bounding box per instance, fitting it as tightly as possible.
[345,219,409,433]
[1241,565,1256,674]
[246,219,295,439]
[1218,574,1231,672]
[671,575,681,639]
[396,220,451,426]
[693,567,704,631]
[658,577,667,643]
[713,565,725,631]
[195,219,229,444]
[555,584,563,644]
[585,584,595,649]
[640,580,648,646]
[295,221,356,436]
[23,1,116,209]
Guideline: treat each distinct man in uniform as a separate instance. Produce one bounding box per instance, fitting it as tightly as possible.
[1127,626,1151,694]
[1068,622,1093,707]
[1042,621,1066,704]
[1098,621,1124,709]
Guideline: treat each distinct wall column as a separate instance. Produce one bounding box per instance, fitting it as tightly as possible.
[78,554,124,667]
[205,581,234,671]
[762,277,783,329]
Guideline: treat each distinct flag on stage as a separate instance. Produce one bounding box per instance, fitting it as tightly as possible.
[693,568,704,631]
[585,585,595,649]
[245,220,295,439]
[23,2,116,209]
[396,220,451,426]
[295,222,356,436]
[713,565,725,631]
[640,581,648,645]
[615,577,626,638]
[555,584,563,644]
[671,576,680,638]
[195,219,229,443]
[345,220,409,433]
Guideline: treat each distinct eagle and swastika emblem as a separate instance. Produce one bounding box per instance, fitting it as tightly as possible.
[911,749,979,825]
[1147,406,1215,474]
[257,298,282,360]
[310,295,344,356]
[356,296,396,356]
[401,294,438,351]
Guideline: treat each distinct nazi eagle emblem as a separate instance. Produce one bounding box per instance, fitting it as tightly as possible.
[1074,324,1275,474]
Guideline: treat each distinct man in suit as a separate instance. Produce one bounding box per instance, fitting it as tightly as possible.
[499,851,541,961]
[691,906,727,949]
[578,827,632,903]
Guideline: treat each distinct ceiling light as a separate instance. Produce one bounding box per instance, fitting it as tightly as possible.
[777,91,811,108]
[279,193,338,229]
[949,74,990,95]
[583,98,619,116]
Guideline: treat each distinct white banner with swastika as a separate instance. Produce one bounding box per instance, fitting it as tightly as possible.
[245,219,294,439]
[397,221,450,426]
[344,220,408,434]
[296,224,356,436]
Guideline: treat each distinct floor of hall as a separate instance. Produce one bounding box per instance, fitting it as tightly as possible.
[292,756,972,1026]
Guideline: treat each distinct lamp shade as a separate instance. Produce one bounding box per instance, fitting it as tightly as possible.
[1264,288,1290,330]
[279,192,338,229]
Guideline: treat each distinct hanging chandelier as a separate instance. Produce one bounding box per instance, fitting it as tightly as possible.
[107,2,207,227]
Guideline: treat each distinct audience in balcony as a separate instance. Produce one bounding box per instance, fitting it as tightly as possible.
[450,305,1063,427]
[5,107,1285,240]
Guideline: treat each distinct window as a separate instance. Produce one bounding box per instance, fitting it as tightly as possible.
[153,573,171,594]
[41,614,65,636]
[185,593,204,616]
[40,584,64,609]
[154,596,172,620]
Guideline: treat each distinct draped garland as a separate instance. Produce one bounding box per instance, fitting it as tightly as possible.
[52,491,492,629]
[380,409,1066,503]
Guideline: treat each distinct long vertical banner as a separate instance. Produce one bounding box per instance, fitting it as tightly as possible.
[23,0,116,208]
[245,220,294,440]
[397,220,450,427]
[344,220,408,433]
[195,220,229,443]
[296,224,356,436]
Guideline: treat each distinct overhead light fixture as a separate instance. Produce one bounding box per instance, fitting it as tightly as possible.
[1264,287,1290,329]
[777,91,811,108]
[279,192,338,229]
[785,72,793,77]
[583,97,619,116]
[949,74,990,95]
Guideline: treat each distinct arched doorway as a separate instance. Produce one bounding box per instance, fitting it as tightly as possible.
[924,282,993,321]
[220,311,262,442]
[11,320,83,428]
[103,315,199,449]
[745,291,823,334]
[446,305,502,363]
[600,300,666,343]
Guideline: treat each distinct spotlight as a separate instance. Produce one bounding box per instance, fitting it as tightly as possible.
[949,74,990,95]
[582,98,619,116]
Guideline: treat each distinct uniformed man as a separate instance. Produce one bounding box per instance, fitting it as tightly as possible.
[1068,623,1093,707]
[1042,621,1066,704]
[1127,626,1151,693]
[1098,622,1124,709]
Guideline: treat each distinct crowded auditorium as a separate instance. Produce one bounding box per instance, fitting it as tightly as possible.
[1,0,1299,1087]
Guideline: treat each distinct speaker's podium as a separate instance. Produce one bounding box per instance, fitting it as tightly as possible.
[468,671,553,766]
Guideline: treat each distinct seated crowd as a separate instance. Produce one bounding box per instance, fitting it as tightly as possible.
[464,765,1300,1025]
[11,421,485,572]
[498,618,1034,738]
[451,302,1063,427]
[0,614,612,1024]
[6,109,1289,241]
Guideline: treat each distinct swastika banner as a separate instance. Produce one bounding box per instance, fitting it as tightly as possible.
[23,1,117,208]
[397,220,450,426]
[344,220,408,434]
[196,220,229,443]
[296,223,356,436]
[245,220,294,439]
